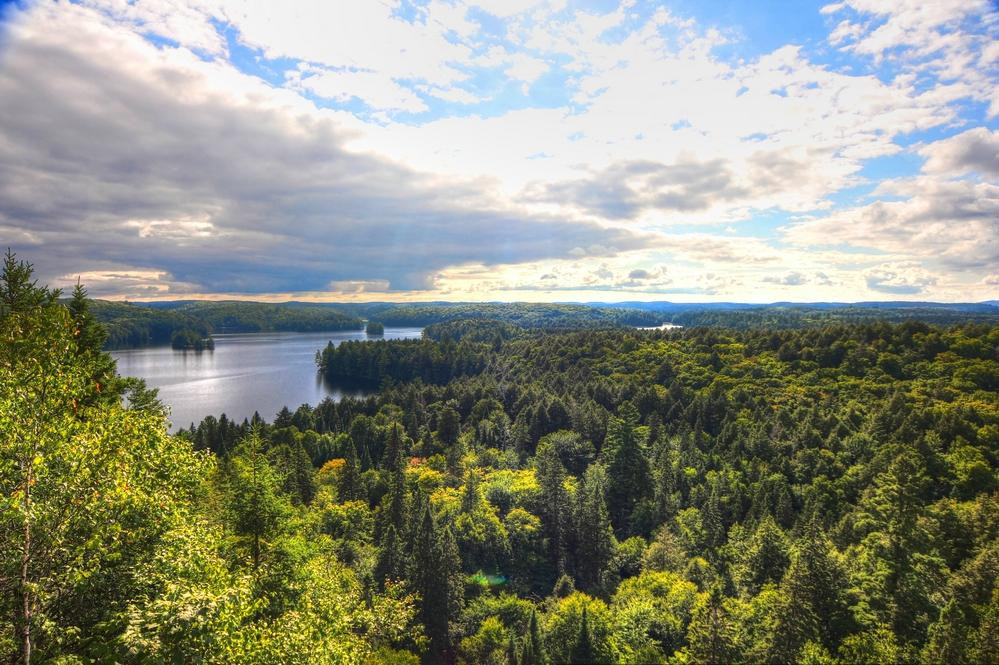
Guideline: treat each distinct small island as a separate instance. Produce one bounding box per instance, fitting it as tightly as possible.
[365,320,384,335]
[170,329,215,351]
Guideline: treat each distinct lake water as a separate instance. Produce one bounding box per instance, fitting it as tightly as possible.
[112,328,422,431]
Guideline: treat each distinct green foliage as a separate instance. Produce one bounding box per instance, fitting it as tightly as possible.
[543,593,616,664]
[7,253,999,662]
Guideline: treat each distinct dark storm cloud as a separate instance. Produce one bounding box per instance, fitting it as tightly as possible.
[0,5,648,295]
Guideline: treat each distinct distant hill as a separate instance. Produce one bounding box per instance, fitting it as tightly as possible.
[91,300,363,349]
[98,299,999,348]
[584,301,999,328]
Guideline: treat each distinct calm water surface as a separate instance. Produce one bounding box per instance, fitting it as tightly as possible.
[112,328,422,431]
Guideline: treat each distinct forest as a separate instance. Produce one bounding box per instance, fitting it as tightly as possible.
[90,300,365,349]
[3,252,998,664]
[91,297,999,351]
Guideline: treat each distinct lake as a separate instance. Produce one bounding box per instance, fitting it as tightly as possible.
[112,328,423,431]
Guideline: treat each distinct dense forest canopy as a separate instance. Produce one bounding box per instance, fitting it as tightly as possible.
[193,314,999,663]
[4,251,997,664]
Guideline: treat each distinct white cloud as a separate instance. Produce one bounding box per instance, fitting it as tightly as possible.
[289,67,429,112]
[783,176,999,272]
[919,127,999,178]
[2,0,996,301]
[864,262,937,295]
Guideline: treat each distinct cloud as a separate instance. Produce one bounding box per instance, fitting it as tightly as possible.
[822,1,998,114]
[530,158,745,219]
[782,176,999,272]
[864,262,937,295]
[0,3,646,295]
[762,271,835,287]
[763,272,807,286]
[1,0,996,302]
[920,128,999,178]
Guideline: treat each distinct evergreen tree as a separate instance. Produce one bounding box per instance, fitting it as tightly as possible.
[228,433,292,570]
[339,438,364,502]
[412,505,464,665]
[604,403,652,536]
[375,523,408,588]
[438,406,461,447]
[854,446,945,643]
[0,249,58,315]
[378,422,409,541]
[686,586,737,665]
[520,608,547,665]
[770,521,854,660]
[506,633,519,665]
[734,515,790,594]
[574,464,616,591]
[536,442,571,576]
[67,281,118,405]
[569,608,598,664]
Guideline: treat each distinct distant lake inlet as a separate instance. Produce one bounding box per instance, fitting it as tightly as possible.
[111,328,423,432]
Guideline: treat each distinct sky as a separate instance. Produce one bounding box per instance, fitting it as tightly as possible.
[0,0,996,303]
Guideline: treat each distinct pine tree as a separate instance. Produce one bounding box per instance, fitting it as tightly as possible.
[855,446,945,642]
[228,433,291,570]
[574,464,616,591]
[569,607,598,664]
[412,505,464,665]
[1,249,58,316]
[734,515,790,594]
[687,586,737,664]
[380,423,409,539]
[604,403,652,536]
[520,608,547,665]
[339,438,363,502]
[375,523,408,588]
[770,521,854,660]
[536,442,571,575]
[506,633,519,665]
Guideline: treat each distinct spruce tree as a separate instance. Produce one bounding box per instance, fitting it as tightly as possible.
[770,521,854,660]
[604,403,652,536]
[536,442,571,576]
[339,438,363,502]
[380,423,408,538]
[520,608,547,665]
[506,633,519,665]
[67,281,118,405]
[412,505,464,665]
[375,523,408,588]
[687,586,737,664]
[569,607,597,664]
[574,464,616,591]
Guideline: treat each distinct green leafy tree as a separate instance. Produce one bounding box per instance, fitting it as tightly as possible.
[0,254,210,662]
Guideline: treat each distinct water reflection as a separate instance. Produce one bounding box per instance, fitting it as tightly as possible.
[112,328,422,432]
